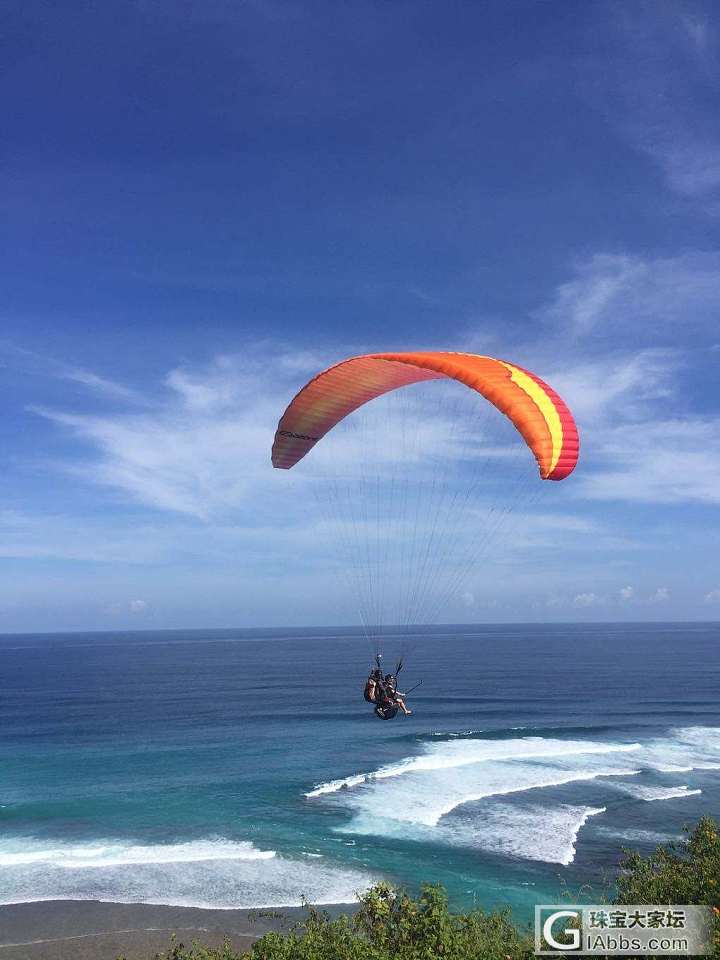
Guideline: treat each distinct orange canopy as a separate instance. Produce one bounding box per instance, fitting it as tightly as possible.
[272,351,579,480]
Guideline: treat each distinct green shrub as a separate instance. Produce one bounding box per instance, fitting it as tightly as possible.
[141,818,720,960]
[249,883,535,960]
[616,816,719,907]
[615,816,720,958]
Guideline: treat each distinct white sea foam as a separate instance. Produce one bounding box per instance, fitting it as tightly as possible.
[596,827,683,845]
[0,838,276,869]
[672,726,719,747]
[306,773,370,797]
[638,726,720,774]
[342,801,606,866]
[428,729,487,738]
[445,802,607,865]
[615,784,702,802]
[305,737,641,798]
[307,725,720,864]
[339,764,640,828]
[0,837,375,909]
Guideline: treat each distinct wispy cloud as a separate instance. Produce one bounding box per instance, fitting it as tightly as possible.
[573,592,598,608]
[28,402,273,519]
[9,239,720,627]
[27,251,720,522]
[105,598,149,616]
[525,249,720,506]
[547,349,677,426]
[575,418,720,505]
[583,4,720,208]
[649,586,670,604]
[535,252,720,343]
[0,508,178,563]
[0,342,143,403]
[23,351,535,518]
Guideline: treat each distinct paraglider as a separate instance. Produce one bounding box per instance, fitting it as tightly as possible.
[271,351,579,719]
[363,656,417,720]
[271,351,579,480]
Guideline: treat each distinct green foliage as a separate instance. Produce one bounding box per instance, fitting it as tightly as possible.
[250,883,535,959]
[615,816,720,959]
[148,884,535,960]
[132,818,720,960]
[154,935,241,960]
[615,816,720,907]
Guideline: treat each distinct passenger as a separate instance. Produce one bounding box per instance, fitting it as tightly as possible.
[383,673,412,715]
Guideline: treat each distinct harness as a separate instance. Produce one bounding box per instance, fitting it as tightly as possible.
[364,656,421,720]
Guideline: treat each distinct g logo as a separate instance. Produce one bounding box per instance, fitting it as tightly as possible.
[542,909,581,951]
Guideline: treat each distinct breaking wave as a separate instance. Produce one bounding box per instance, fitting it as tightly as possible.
[305,738,642,799]
[615,784,702,802]
[341,802,607,866]
[0,838,275,869]
[444,802,607,866]
[0,837,375,909]
[306,725,719,865]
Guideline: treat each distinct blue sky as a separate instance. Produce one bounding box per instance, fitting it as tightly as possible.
[1,0,719,631]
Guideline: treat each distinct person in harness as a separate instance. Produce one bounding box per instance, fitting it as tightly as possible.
[363,668,384,704]
[364,658,419,719]
[382,674,412,716]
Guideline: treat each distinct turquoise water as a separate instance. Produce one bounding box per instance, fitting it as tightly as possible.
[1,623,719,921]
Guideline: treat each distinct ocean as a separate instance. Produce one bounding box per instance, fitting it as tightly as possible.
[0,623,718,922]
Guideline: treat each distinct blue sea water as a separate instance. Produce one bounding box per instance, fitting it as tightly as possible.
[0,623,719,921]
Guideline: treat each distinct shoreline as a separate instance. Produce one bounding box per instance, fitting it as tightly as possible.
[0,899,351,960]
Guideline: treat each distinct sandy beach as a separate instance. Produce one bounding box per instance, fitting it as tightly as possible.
[0,900,320,960]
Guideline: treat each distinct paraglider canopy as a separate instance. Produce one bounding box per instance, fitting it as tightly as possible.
[272,351,579,480]
[270,349,580,671]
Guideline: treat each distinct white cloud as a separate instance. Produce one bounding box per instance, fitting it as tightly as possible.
[575,418,720,505]
[0,342,143,403]
[23,245,720,525]
[581,6,720,207]
[24,353,551,520]
[28,354,284,518]
[546,349,677,428]
[657,140,720,199]
[8,253,717,628]
[60,366,142,403]
[536,252,720,342]
[525,250,720,506]
[649,587,670,603]
[538,255,646,336]
[105,599,150,616]
[0,509,162,563]
[573,592,598,608]
[704,589,720,604]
